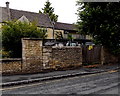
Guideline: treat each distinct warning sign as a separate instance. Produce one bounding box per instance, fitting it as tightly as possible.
[88,45,93,50]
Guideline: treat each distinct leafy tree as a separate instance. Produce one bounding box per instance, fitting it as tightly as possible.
[67,33,73,41]
[39,0,58,22]
[76,2,120,55]
[2,21,47,58]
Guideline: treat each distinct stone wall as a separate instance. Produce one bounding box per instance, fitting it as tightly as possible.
[52,46,82,69]
[1,38,119,75]
[42,46,82,70]
[22,38,43,73]
[21,38,82,73]
[1,58,22,75]
[42,46,53,69]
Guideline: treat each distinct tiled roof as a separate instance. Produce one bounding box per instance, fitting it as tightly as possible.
[1,7,53,28]
[0,7,77,31]
[54,22,77,31]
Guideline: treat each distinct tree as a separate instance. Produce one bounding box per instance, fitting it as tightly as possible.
[39,0,58,22]
[76,2,120,55]
[2,21,47,58]
[67,33,73,41]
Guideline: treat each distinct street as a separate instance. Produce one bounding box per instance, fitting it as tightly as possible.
[2,70,119,95]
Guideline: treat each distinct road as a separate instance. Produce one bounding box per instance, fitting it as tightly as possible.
[2,70,119,95]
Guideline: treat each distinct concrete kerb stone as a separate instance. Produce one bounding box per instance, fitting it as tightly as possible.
[1,69,115,87]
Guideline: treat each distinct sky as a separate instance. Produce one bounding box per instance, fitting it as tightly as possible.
[0,0,79,24]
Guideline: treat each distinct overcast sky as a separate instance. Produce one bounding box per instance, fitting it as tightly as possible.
[0,0,78,24]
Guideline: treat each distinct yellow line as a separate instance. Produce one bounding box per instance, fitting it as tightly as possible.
[1,69,118,91]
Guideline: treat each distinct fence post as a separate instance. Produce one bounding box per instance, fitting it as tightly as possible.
[101,46,104,65]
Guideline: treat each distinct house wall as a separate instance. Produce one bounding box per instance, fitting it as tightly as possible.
[86,35,93,40]
[0,7,2,23]
[47,28,53,39]
[0,23,2,28]
[0,23,2,48]
[60,31,86,39]
[71,33,85,39]
[53,29,84,39]
[47,28,65,39]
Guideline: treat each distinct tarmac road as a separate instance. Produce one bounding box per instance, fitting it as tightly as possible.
[2,70,119,95]
[96,86,119,94]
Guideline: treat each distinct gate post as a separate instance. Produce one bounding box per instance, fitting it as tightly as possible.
[22,38,43,73]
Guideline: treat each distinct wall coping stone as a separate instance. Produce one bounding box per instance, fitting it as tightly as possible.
[0,58,22,62]
[22,38,43,40]
[52,46,82,49]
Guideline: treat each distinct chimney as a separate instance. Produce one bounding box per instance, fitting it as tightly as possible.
[6,2,9,8]
[6,2,11,20]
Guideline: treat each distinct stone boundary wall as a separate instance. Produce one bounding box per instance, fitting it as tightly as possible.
[1,38,119,75]
[21,38,83,74]
[52,46,82,69]
[42,46,82,70]
[42,46,53,69]
[0,58,22,75]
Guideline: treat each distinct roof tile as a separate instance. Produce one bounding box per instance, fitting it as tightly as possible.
[54,22,77,31]
[1,7,53,28]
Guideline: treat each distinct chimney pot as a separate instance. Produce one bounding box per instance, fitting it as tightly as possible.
[5,2,11,20]
[6,2,10,8]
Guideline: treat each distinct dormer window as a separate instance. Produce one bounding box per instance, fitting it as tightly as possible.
[17,15,29,23]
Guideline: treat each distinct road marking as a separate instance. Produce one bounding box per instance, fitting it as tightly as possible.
[1,69,118,91]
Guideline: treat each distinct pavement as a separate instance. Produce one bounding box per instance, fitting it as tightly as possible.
[1,64,119,87]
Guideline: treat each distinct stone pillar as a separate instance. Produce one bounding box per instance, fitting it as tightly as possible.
[22,38,43,73]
